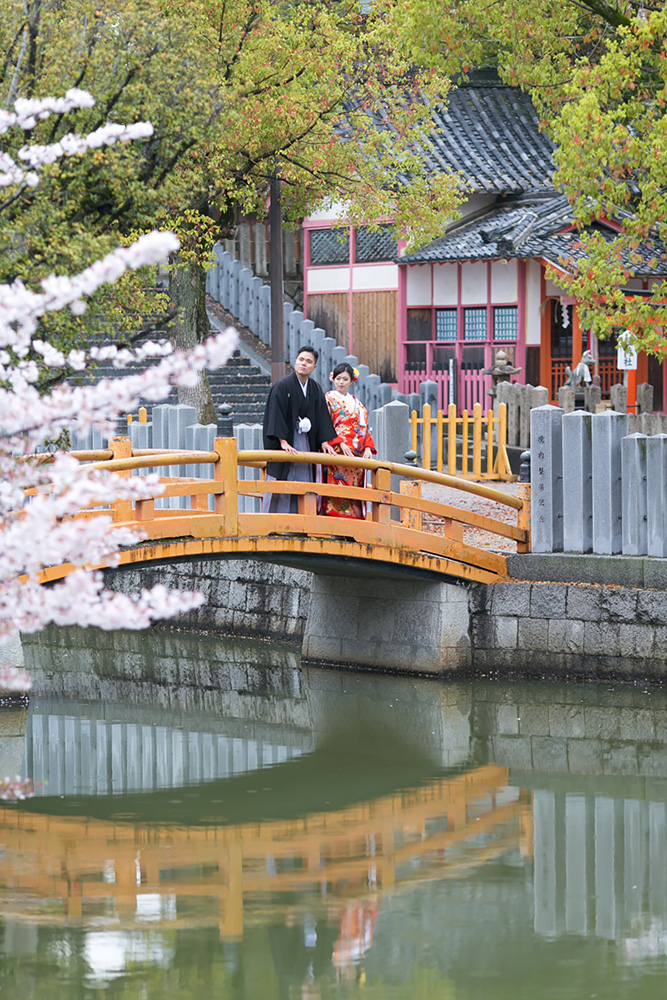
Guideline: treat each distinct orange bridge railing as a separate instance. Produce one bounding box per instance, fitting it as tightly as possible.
[35,437,530,585]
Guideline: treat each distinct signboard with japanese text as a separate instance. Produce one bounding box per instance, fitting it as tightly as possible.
[617,331,638,371]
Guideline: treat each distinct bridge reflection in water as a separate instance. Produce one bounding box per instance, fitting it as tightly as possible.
[5,632,667,997]
[0,755,528,939]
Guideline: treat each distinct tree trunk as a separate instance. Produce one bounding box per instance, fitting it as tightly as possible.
[169,254,217,425]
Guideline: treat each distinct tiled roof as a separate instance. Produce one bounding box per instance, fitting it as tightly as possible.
[401,193,570,263]
[401,192,667,276]
[423,71,554,194]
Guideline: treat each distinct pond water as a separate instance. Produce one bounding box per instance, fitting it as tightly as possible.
[1,627,667,998]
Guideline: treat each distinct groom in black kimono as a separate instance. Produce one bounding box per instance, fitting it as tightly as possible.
[262,345,339,513]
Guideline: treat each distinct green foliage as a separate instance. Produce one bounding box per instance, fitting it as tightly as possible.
[0,0,463,372]
[378,0,667,352]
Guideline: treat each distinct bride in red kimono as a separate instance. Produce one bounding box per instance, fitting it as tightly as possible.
[321,362,376,519]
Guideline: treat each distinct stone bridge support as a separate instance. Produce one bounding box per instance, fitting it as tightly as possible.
[301,574,471,673]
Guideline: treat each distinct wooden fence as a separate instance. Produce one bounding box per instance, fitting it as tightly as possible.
[410,402,513,480]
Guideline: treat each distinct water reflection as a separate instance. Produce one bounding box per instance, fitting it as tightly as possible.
[1,629,667,998]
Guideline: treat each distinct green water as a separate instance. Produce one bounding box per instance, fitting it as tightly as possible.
[2,628,667,998]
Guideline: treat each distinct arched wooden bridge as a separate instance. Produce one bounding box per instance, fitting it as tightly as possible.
[36,437,529,586]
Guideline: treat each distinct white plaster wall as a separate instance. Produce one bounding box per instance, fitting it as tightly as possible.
[432,263,458,306]
[525,259,542,346]
[545,276,570,298]
[491,260,518,302]
[460,261,487,304]
[306,201,350,223]
[352,263,398,291]
[307,267,350,292]
[407,264,432,305]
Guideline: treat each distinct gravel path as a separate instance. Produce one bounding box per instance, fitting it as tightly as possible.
[421,479,521,553]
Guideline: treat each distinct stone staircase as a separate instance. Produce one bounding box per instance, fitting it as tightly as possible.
[206,351,271,425]
[80,348,271,427]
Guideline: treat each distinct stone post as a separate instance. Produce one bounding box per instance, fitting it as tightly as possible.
[371,400,409,518]
[584,384,602,413]
[168,405,197,508]
[557,386,575,412]
[530,405,564,553]
[521,386,548,449]
[355,363,370,407]
[647,434,667,557]
[253,222,268,276]
[621,433,648,555]
[259,284,271,345]
[320,338,337,391]
[286,310,303,365]
[610,384,627,413]
[331,345,347,371]
[229,259,242,317]
[562,411,593,553]
[220,250,233,310]
[591,410,627,555]
[239,268,252,327]
[249,276,262,336]
[636,382,654,415]
[507,384,520,447]
[419,380,439,414]
[297,319,314,364]
[237,222,252,267]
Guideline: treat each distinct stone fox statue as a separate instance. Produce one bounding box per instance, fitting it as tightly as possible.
[564,350,595,388]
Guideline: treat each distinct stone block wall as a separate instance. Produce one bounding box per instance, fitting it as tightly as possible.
[302,574,471,674]
[470,580,667,680]
[105,558,312,642]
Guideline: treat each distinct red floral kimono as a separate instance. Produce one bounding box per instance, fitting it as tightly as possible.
[321,391,376,519]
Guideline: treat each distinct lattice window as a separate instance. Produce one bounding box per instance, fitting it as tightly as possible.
[354,226,397,263]
[493,306,518,341]
[309,228,349,265]
[436,309,458,342]
[463,308,487,341]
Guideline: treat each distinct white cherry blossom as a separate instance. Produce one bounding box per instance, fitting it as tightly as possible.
[0,91,237,672]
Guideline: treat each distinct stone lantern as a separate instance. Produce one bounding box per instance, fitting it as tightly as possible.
[482,349,522,403]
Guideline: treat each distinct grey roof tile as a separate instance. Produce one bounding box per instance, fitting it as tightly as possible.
[424,73,554,194]
[401,193,667,276]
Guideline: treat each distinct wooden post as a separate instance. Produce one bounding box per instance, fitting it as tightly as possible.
[372,467,391,524]
[297,491,317,516]
[400,479,422,531]
[486,409,494,477]
[422,403,432,471]
[447,403,457,475]
[110,437,132,522]
[138,407,148,424]
[214,436,239,536]
[436,408,444,474]
[516,481,531,553]
[410,410,419,453]
[472,402,483,478]
[462,409,469,476]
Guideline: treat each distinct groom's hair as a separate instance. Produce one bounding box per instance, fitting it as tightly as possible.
[297,345,318,362]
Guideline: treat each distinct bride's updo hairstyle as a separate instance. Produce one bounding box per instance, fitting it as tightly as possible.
[331,362,357,381]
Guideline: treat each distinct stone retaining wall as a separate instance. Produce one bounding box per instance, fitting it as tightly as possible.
[470,580,667,679]
[105,558,312,641]
[104,554,667,680]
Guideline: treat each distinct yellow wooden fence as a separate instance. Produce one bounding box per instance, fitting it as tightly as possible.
[410,402,513,480]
